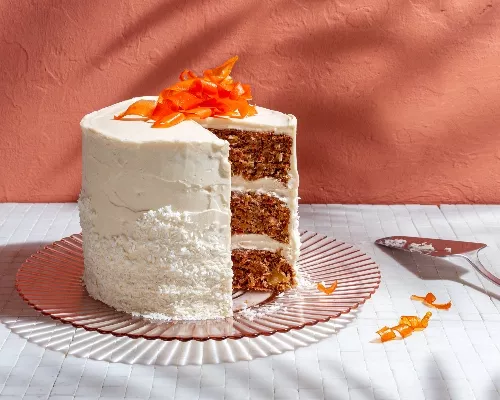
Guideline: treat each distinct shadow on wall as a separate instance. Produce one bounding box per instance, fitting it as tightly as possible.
[117,3,258,98]
[83,0,193,74]
[0,1,92,201]
[1,0,499,202]
[116,0,499,205]
[263,0,500,204]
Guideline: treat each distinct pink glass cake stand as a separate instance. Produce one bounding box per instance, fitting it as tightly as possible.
[16,231,381,342]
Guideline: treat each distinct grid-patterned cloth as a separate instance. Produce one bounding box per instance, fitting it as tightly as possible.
[0,203,499,400]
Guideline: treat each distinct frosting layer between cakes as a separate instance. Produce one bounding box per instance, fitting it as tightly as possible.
[79,98,233,320]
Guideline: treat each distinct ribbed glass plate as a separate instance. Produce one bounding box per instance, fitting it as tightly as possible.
[16,231,380,342]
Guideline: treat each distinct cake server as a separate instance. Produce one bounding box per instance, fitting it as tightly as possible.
[375,236,500,286]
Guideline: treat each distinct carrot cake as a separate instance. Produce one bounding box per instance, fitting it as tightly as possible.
[78,57,299,320]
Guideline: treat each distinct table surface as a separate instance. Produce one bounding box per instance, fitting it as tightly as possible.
[1,203,500,400]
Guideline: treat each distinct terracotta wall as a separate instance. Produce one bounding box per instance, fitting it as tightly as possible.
[1,0,499,203]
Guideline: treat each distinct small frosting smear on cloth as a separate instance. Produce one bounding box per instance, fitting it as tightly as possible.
[317,281,338,295]
[114,56,256,128]
[411,292,452,310]
[376,311,432,342]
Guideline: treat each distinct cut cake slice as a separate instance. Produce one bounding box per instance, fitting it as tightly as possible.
[195,105,300,292]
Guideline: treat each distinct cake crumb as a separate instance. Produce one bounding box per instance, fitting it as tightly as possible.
[408,242,435,253]
[238,303,285,321]
[383,239,407,248]
[296,271,316,289]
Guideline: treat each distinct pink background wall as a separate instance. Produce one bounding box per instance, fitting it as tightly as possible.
[1,0,500,204]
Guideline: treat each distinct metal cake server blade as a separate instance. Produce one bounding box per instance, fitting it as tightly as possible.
[375,236,500,286]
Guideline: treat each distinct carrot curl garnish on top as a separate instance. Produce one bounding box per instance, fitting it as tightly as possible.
[114,99,156,120]
[317,280,338,295]
[114,56,257,128]
[411,292,452,310]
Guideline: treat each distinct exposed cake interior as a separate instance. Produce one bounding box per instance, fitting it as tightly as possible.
[198,110,300,292]
[232,249,296,292]
[230,192,290,243]
[210,129,293,185]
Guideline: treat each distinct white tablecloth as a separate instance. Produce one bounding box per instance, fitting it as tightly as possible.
[0,203,499,400]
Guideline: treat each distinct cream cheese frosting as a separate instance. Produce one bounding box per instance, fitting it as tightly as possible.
[195,106,297,136]
[231,234,299,265]
[79,98,233,320]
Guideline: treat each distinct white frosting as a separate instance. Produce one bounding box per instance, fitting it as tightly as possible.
[80,201,232,320]
[231,176,294,196]
[231,234,299,265]
[81,98,231,237]
[408,242,435,253]
[79,98,232,320]
[195,106,297,136]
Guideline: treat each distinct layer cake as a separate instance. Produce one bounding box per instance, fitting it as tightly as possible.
[78,57,299,320]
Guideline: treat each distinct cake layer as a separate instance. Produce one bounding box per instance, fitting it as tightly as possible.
[209,129,293,185]
[232,249,297,292]
[196,103,300,286]
[231,192,290,243]
[79,98,233,320]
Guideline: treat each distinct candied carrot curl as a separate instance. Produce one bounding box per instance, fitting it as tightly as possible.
[392,324,413,338]
[317,281,338,295]
[152,112,186,128]
[377,326,396,342]
[411,292,452,310]
[399,315,422,329]
[419,311,432,328]
[114,56,257,128]
[376,311,432,342]
[114,99,156,120]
